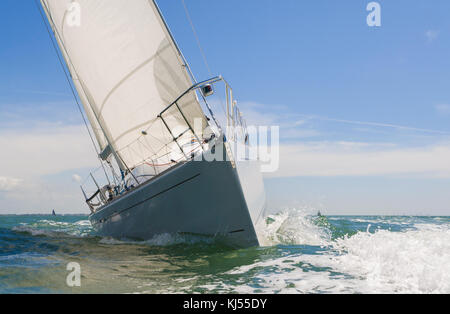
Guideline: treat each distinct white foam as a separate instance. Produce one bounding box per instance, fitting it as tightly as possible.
[37,219,70,227]
[325,224,450,293]
[349,217,411,226]
[256,208,331,247]
[74,220,91,226]
[213,210,450,294]
[12,219,93,238]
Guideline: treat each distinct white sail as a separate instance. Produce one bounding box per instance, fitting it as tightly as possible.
[40,0,208,170]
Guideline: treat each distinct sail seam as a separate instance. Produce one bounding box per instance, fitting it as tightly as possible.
[98,43,171,114]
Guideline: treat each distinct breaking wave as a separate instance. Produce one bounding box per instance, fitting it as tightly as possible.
[256,208,331,246]
[99,233,215,247]
[12,218,216,247]
[12,219,92,238]
[229,209,450,294]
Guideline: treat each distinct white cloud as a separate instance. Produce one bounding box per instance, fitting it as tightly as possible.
[266,142,450,178]
[0,177,22,192]
[279,128,320,139]
[0,125,98,213]
[425,30,439,43]
[72,174,82,183]
[233,102,450,179]
[436,104,450,115]
[302,115,450,135]
[0,125,99,178]
[1,177,88,214]
[238,102,450,137]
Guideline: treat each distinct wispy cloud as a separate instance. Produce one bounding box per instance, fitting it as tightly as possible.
[0,177,22,192]
[1,177,88,214]
[72,174,82,183]
[0,124,99,213]
[0,100,85,131]
[237,102,450,178]
[238,101,450,137]
[425,30,439,43]
[266,142,450,178]
[0,125,98,178]
[301,115,450,135]
[12,89,71,97]
[436,104,450,115]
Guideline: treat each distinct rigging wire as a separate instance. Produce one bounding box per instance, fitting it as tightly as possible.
[33,0,100,156]
[181,0,229,124]
[181,0,212,77]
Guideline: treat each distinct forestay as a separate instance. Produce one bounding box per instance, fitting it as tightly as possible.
[40,0,208,171]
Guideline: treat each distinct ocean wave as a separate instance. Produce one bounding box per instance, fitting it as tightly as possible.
[256,208,331,247]
[11,218,222,248]
[326,224,450,293]
[212,209,450,294]
[3,211,450,294]
[12,219,93,238]
[12,225,65,238]
[99,233,215,247]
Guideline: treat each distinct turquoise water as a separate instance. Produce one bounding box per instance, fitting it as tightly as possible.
[0,210,449,294]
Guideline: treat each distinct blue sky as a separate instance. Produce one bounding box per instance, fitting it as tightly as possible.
[1,0,450,215]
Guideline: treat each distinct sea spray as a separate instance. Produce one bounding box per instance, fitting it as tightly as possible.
[235,211,450,293]
[327,223,450,293]
[256,208,332,247]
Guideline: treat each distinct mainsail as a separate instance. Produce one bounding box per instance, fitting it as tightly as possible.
[40,0,208,171]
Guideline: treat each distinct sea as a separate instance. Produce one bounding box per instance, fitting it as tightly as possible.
[0,209,449,294]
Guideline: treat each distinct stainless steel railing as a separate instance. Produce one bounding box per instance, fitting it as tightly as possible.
[81,76,249,213]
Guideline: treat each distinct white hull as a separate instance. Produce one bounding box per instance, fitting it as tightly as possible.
[89,137,266,248]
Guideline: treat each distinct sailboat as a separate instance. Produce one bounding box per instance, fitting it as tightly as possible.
[39,0,266,248]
